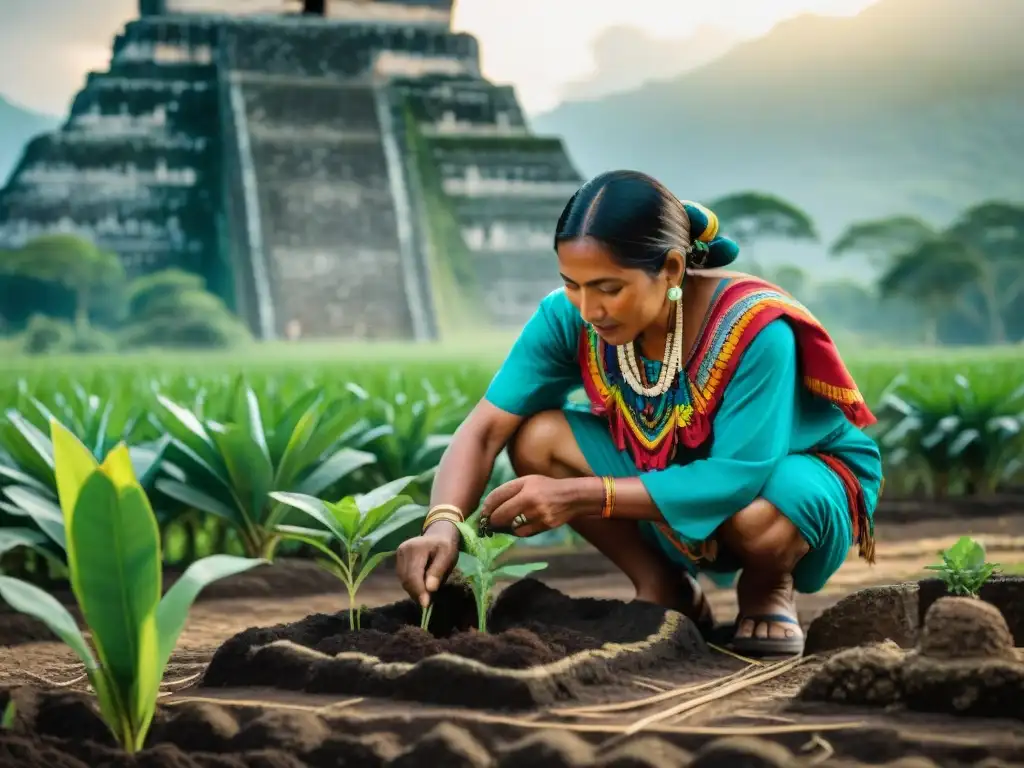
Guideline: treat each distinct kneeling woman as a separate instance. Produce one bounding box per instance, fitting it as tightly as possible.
[395,170,883,657]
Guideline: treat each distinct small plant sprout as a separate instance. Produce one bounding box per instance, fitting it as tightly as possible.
[0,420,265,753]
[420,600,434,632]
[453,513,548,633]
[925,535,1001,597]
[270,476,424,630]
[1,699,14,730]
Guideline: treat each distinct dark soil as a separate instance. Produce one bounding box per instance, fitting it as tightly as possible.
[4,685,1024,768]
[804,576,1024,654]
[801,596,1024,720]
[201,579,707,708]
[0,560,343,647]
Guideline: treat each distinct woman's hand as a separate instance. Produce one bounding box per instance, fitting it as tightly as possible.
[481,475,585,538]
[396,522,460,608]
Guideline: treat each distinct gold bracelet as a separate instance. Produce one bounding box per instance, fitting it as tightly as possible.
[422,509,463,533]
[600,476,616,518]
[427,504,464,520]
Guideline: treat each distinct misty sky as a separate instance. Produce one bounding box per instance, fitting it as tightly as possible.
[0,0,880,117]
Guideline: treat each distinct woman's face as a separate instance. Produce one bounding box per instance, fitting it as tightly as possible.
[557,237,680,346]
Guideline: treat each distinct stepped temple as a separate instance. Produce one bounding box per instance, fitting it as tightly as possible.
[0,0,582,340]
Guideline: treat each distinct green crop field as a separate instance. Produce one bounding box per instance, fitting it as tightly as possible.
[0,338,1021,586]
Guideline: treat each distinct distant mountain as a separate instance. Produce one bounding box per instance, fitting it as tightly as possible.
[0,95,59,186]
[556,25,739,104]
[533,0,1024,278]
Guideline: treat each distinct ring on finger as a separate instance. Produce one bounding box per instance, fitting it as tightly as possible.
[512,513,529,528]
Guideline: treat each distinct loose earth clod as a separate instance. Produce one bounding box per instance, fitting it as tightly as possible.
[918,597,1016,661]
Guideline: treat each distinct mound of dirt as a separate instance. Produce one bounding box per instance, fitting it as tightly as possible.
[3,685,1024,768]
[201,579,708,708]
[804,583,920,654]
[0,686,398,768]
[800,598,1024,720]
[918,597,1016,661]
[918,577,1024,647]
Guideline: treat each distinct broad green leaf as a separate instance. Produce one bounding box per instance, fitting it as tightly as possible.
[365,503,425,550]
[155,479,241,527]
[68,473,162,729]
[356,493,414,539]
[268,390,322,463]
[0,464,52,495]
[129,436,170,490]
[454,520,482,558]
[275,526,350,578]
[156,554,265,675]
[2,411,55,484]
[494,562,549,580]
[269,491,347,540]
[455,552,485,581]
[273,399,322,488]
[49,419,98,527]
[2,486,66,549]
[294,447,376,496]
[355,475,417,516]
[274,524,332,541]
[326,497,362,542]
[0,527,49,558]
[99,443,140,492]
[0,576,97,669]
[155,396,221,470]
[209,424,274,522]
[237,386,271,463]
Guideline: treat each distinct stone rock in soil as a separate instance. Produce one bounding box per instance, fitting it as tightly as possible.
[688,736,794,767]
[798,641,905,706]
[804,583,920,654]
[203,578,707,708]
[390,723,492,768]
[594,736,691,767]
[496,732,595,768]
[918,597,1016,661]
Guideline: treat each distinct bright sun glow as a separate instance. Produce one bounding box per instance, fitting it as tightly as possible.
[452,0,881,114]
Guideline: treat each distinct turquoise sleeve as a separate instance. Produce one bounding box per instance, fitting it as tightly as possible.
[484,289,583,416]
[639,318,799,542]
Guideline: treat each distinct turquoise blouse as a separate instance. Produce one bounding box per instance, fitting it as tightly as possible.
[483,286,883,547]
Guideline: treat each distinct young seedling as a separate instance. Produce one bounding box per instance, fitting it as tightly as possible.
[270,476,424,630]
[1,699,14,730]
[420,601,434,632]
[0,420,264,754]
[925,535,1001,597]
[453,513,548,633]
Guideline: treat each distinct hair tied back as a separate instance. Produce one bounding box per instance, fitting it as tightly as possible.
[681,199,739,269]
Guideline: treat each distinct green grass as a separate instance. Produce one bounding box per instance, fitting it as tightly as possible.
[0,338,1020,413]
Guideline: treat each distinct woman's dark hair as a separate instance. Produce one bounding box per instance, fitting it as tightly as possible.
[554,170,738,273]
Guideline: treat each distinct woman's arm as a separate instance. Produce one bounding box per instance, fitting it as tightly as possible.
[425,400,524,537]
[397,289,581,605]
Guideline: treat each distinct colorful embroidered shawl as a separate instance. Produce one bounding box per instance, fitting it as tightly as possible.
[578,276,877,472]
